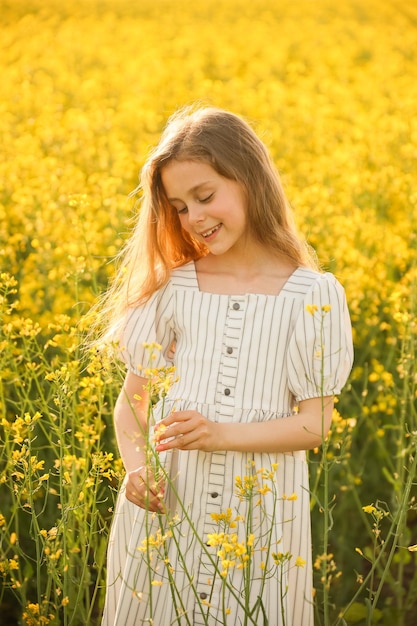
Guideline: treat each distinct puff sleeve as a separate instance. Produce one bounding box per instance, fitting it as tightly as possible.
[287,272,353,401]
[118,282,175,375]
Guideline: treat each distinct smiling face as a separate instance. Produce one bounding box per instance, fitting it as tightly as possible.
[161,159,250,258]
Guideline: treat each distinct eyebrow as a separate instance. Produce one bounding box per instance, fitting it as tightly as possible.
[167,180,214,202]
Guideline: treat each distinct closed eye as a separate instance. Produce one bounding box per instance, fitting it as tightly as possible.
[172,192,213,215]
[199,193,214,203]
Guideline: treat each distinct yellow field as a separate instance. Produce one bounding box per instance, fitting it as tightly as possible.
[1,1,416,624]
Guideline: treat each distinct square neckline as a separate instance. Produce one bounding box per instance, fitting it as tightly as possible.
[190,261,304,297]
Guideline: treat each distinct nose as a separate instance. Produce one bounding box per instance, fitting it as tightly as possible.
[187,202,206,226]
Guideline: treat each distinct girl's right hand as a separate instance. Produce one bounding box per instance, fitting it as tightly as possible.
[125,465,166,513]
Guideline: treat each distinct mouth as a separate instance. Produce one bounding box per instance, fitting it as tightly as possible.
[201,224,221,239]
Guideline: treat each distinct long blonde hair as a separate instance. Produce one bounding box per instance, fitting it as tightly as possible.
[96,105,317,340]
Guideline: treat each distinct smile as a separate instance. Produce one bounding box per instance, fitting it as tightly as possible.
[201,224,221,238]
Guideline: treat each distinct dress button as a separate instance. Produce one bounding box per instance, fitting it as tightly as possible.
[224,388,231,396]
[211,491,219,498]
[233,302,240,310]
[200,592,208,600]
[226,346,233,354]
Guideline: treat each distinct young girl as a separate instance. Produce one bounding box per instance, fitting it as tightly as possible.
[100,106,353,626]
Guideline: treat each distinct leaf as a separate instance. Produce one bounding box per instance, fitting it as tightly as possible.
[344,601,383,624]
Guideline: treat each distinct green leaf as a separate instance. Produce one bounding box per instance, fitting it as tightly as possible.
[344,602,383,624]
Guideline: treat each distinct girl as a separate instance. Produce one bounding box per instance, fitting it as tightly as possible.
[100,106,353,625]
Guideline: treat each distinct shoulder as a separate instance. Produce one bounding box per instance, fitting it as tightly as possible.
[169,261,198,289]
[125,261,196,318]
[286,268,348,309]
[285,267,329,294]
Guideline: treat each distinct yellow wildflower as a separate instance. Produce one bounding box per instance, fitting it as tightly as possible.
[362,504,377,515]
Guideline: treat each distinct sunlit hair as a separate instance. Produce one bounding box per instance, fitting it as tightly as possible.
[96,105,318,341]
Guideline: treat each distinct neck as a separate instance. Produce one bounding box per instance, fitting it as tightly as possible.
[197,247,296,283]
[195,251,298,296]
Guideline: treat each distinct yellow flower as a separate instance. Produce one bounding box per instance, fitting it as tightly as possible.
[153,423,167,443]
[28,456,43,472]
[207,532,225,547]
[210,507,234,525]
[48,527,58,539]
[221,558,236,570]
[305,304,318,315]
[295,556,306,567]
[362,504,377,515]
[25,603,40,615]
[257,484,271,495]
[143,342,163,351]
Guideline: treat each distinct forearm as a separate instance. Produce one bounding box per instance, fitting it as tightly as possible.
[156,396,335,455]
[216,407,330,454]
[114,405,147,472]
[114,374,151,472]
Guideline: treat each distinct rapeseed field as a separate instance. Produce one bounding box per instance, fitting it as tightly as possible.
[1,0,416,624]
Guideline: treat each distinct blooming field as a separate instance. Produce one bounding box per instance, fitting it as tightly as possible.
[1,0,416,624]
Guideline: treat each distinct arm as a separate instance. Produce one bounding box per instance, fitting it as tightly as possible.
[155,396,334,455]
[114,371,149,471]
[115,371,165,511]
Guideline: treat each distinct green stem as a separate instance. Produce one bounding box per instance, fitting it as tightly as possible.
[26,434,43,607]
[156,512,188,625]
[370,445,417,617]
[280,563,286,626]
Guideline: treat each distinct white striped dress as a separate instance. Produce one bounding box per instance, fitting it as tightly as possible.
[102,262,353,626]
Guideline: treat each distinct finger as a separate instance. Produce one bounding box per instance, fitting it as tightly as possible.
[160,415,199,438]
[159,410,191,428]
[127,485,165,512]
[126,472,166,510]
[143,488,166,513]
[155,429,184,451]
[138,474,165,496]
[157,431,199,452]
[157,413,177,428]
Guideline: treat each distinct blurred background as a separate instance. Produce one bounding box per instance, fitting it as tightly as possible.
[1,1,416,624]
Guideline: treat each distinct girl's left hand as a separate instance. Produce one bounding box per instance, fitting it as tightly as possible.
[154,411,220,453]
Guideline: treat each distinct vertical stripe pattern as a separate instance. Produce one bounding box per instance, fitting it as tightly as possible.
[102,262,353,626]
